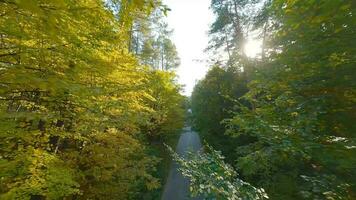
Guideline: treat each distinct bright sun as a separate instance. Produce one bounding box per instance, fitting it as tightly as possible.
[244,39,262,58]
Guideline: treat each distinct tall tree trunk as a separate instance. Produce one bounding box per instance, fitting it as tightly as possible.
[224,30,232,61]
[128,24,133,52]
[231,1,246,59]
[161,44,164,70]
[261,21,267,61]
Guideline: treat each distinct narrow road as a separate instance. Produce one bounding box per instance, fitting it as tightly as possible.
[162,127,203,200]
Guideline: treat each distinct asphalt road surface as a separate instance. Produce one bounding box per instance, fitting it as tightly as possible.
[161,127,203,200]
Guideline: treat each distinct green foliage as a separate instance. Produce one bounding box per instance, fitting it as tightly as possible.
[191,65,249,163]
[130,8,180,71]
[228,1,356,199]
[191,0,356,199]
[0,0,184,199]
[208,0,267,61]
[167,145,268,200]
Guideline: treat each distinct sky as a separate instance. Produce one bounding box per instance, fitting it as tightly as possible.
[164,0,262,96]
[164,0,214,96]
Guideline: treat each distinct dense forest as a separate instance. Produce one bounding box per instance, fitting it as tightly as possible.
[0,0,185,199]
[185,0,356,199]
[1,0,355,200]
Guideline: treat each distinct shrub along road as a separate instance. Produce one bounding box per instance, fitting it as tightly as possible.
[162,127,203,200]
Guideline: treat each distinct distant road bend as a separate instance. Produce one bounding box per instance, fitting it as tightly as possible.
[162,127,203,200]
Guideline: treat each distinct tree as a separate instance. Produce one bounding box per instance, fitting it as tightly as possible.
[129,8,180,71]
[168,145,268,200]
[0,0,184,199]
[190,0,356,199]
[227,1,356,198]
[191,66,249,163]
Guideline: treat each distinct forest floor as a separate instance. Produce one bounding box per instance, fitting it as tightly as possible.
[161,127,203,200]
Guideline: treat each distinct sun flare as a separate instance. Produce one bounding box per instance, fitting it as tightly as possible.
[244,39,262,58]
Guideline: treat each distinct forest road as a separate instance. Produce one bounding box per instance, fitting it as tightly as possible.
[161,127,203,200]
